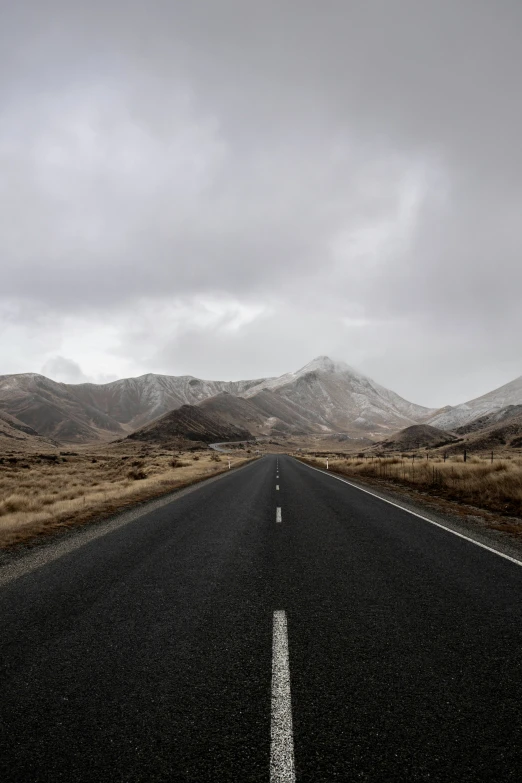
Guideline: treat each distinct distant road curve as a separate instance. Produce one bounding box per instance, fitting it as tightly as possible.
[209,439,259,453]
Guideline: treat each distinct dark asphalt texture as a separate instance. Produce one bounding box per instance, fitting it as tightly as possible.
[1,455,522,782]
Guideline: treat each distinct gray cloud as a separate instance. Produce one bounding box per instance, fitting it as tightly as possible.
[40,356,90,384]
[1,1,521,406]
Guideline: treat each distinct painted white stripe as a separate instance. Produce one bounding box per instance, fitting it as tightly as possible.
[276,507,282,523]
[299,461,522,568]
[271,610,295,783]
[276,485,279,490]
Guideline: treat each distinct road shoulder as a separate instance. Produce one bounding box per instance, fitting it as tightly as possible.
[294,457,522,563]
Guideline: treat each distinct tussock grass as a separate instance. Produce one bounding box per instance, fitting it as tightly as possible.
[0,449,255,548]
[299,453,522,519]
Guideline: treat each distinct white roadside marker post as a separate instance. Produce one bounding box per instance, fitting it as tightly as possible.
[228,458,231,470]
[326,458,329,470]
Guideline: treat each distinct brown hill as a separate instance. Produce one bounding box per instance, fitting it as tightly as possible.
[376,424,459,452]
[0,410,57,451]
[198,391,317,436]
[447,407,522,453]
[126,404,253,446]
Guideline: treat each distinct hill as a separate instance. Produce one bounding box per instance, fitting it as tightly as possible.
[446,406,522,453]
[198,390,319,436]
[126,404,253,446]
[0,374,124,444]
[0,410,57,451]
[375,424,459,452]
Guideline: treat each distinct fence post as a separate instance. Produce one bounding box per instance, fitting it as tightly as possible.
[463,449,467,463]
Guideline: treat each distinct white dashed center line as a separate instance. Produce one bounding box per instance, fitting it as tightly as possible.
[270,610,295,783]
[276,507,282,523]
[276,485,279,490]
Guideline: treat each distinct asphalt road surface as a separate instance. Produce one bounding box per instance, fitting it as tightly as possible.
[2,455,522,782]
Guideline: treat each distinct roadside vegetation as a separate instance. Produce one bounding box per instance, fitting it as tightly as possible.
[0,449,254,548]
[297,453,522,522]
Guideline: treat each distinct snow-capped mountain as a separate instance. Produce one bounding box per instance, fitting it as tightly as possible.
[69,373,270,430]
[3,357,521,445]
[243,356,435,435]
[427,375,522,430]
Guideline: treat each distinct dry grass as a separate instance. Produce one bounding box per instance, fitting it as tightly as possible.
[298,453,522,520]
[0,449,255,548]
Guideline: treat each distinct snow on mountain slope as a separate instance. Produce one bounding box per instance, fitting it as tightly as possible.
[12,357,522,444]
[68,374,271,430]
[242,356,356,396]
[427,375,522,430]
[246,356,435,436]
[0,358,435,442]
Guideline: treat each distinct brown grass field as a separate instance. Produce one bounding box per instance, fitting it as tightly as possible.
[297,453,522,527]
[0,447,255,548]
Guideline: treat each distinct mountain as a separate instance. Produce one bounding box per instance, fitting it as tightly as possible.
[126,404,253,446]
[0,372,267,444]
[427,375,522,430]
[68,374,269,430]
[0,358,436,444]
[0,373,125,443]
[243,356,436,436]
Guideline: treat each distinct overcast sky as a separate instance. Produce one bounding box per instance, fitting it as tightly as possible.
[1,1,521,407]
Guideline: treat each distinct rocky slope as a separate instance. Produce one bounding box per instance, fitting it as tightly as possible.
[69,374,269,430]
[4,357,521,446]
[0,358,434,443]
[449,406,522,452]
[0,374,124,443]
[0,410,57,451]
[244,356,436,436]
[427,375,522,430]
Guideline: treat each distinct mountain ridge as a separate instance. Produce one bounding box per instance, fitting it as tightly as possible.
[1,357,521,446]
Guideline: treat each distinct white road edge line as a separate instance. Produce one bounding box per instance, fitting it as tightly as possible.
[271,610,296,783]
[298,460,522,568]
[276,507,282,523]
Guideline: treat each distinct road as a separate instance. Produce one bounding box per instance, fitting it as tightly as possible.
[1,454,522,782]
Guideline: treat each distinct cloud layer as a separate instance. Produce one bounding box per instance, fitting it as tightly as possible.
[2,1,522,405]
